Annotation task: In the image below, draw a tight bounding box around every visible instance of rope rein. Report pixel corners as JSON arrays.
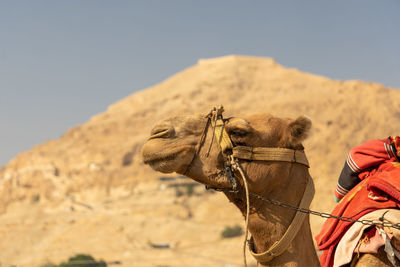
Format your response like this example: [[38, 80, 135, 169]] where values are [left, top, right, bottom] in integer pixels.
[[229, 156, 250, 267], [206, 108, 251, 266]]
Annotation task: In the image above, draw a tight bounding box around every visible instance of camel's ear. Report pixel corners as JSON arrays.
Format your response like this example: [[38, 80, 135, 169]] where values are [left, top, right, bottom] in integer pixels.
[[286, 116, 312, 146]]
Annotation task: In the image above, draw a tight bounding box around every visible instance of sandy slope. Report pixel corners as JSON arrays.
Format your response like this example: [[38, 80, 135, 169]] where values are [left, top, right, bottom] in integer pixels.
[[0, 55, 399, 266]]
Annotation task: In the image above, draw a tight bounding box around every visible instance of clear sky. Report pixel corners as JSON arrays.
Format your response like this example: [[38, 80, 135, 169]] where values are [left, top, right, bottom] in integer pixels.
[[1, 1, 399, 167]]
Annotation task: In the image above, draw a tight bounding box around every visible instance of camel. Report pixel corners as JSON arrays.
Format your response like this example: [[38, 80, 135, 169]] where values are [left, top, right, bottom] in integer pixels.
[[141, 108, 394, 267]]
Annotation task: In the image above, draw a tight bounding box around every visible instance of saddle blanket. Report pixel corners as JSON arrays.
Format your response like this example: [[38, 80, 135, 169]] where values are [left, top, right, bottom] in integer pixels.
[[316, 168, 400, 267], [334, 209, 400, 267]]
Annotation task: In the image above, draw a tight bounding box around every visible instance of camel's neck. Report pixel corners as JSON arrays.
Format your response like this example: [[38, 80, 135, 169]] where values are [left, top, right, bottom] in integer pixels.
[[225, 162, 320, 267]]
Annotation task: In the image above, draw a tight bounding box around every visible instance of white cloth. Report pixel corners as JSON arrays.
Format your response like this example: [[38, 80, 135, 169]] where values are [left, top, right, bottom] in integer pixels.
[[334, 208, 400, 267]]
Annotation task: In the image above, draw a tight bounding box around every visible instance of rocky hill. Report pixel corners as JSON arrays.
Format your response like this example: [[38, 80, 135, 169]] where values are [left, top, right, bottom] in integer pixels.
[[1, 55, 399, 266]]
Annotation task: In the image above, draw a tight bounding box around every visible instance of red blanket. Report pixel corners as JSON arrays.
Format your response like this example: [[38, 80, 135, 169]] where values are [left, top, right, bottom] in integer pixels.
[[316, 167, 400, 267]]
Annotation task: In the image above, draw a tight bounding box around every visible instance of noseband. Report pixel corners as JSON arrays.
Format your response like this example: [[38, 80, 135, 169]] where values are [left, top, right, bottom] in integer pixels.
[[183, 106, 238, 189]]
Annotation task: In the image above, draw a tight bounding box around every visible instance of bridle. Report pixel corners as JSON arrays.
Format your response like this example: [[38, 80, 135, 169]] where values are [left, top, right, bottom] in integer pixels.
[[184, 106, 315, 266]]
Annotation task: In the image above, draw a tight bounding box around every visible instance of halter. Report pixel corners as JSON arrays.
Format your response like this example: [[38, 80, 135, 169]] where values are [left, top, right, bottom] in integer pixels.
[[185, 106, 314, 266], [185, 106, 310, 186]]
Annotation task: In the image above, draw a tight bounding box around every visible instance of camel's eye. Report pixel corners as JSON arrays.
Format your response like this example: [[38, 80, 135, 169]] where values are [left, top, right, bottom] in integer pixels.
[[229, 129, 248, 138], [225, 118, 251, 143], [229, 130, 248, 147]]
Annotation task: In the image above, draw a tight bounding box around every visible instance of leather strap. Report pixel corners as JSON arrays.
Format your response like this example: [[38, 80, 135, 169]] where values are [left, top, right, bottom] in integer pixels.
[[249, 177, 315, 263], [214, 117, 233, 153], [232, 146, 309, 167]]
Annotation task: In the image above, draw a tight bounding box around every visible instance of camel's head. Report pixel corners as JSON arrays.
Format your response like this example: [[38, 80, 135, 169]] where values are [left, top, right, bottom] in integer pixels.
[[142, 111, 311, 189]]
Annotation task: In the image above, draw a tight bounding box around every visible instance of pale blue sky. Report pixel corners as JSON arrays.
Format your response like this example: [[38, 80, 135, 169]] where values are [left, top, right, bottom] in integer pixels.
[[0, 1, 399, 166]]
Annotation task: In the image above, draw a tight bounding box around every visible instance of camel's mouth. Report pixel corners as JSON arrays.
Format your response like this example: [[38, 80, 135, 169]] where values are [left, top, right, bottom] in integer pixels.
[[142, 143, 195, 173], [204, 170, 235, 189]]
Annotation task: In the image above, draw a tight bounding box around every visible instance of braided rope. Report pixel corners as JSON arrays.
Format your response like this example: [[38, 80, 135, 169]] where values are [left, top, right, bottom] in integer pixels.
[[230, 156, 250, 267]]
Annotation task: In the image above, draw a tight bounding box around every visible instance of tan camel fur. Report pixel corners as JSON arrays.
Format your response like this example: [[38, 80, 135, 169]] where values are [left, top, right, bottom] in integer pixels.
[[142, 112, 393, 267]]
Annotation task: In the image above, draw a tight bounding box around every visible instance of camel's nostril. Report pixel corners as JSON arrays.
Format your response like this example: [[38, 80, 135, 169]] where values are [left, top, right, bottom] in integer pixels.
[[149, 124, 174, 139], [151, 128, 167, 136]]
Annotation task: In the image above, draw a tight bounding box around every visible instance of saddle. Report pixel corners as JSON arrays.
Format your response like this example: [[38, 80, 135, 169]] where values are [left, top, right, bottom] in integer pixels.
[[316, 166, 400, 267]]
